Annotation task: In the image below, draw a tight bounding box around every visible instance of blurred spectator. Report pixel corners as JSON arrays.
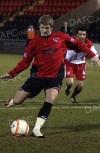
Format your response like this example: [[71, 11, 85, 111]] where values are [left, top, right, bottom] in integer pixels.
[[27, 25, 35, 45], [60, 21, 72, 35]]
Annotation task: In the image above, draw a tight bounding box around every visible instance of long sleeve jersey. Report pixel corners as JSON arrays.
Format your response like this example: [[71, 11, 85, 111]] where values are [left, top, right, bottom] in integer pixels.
[[8, 32, 95, 78]]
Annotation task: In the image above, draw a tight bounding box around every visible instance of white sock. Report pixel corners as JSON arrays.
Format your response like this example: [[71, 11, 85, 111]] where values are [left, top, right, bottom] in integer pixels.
[[33, 117, 46, 131]]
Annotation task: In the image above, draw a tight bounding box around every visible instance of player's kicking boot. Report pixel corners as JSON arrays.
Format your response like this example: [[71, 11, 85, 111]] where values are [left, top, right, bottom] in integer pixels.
[[30, 117, 45, 138], [30, 129, 44, 138], [70, 96, 77, 103], [5, 99, 15, 107]]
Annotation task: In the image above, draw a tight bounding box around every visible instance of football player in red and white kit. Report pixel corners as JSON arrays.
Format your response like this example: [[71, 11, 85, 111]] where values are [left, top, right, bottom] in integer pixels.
[[64, 27, 99, 103], [0, 16, 100, 138]]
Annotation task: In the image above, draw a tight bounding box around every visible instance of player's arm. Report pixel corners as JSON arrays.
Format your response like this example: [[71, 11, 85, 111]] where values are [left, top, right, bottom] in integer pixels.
[[64, 34, 100, 66], [64, 34, 95, 57], [90, 46, 99, 57], [76, 40, 100, 66], [86, 38, 99, 57], [90, 46, 99, 66], [0, 40, 35, 80], [86, 38, 99, 65]]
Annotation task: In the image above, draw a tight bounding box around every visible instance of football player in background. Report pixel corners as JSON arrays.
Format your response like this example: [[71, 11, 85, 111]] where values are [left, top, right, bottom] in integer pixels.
[[27, 25, 35, 45], [64, 27, 99, 103]]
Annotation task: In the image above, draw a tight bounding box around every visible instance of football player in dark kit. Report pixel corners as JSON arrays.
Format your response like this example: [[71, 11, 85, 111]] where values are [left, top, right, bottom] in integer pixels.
[[0, 15, 100, 138]]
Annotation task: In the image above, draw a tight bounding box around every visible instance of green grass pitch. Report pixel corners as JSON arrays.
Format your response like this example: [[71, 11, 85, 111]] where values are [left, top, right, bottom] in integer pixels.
[[0, 53, 100, 153]]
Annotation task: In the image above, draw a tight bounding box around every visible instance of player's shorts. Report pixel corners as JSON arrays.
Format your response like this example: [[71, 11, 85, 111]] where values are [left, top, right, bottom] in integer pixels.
[[65, 60, 86, 81], [21, 63, 64, 98]]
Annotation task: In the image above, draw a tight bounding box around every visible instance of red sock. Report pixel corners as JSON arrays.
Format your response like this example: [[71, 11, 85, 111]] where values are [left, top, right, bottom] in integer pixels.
[[71, 86, 82, 98]]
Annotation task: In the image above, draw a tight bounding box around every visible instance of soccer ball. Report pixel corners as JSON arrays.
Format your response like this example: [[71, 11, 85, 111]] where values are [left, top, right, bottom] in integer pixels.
[[11, 119, 29, 136]]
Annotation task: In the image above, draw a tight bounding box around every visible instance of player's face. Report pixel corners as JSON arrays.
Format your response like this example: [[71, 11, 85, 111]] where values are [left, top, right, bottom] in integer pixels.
[[77, 30, 87, 42], [39, 24, 52, 36]]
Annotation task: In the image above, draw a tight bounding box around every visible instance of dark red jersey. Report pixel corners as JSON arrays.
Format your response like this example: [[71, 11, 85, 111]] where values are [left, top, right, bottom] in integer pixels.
[[8, 32, 95, 78]]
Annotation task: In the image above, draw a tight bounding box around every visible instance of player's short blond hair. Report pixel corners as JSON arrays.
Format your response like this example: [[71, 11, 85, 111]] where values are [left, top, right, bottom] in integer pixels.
[[39, 15, 54, 27]]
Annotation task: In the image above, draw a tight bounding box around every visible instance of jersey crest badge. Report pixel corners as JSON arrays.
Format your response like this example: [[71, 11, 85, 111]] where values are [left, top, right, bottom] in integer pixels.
[[71, 38, 75, 43], [23, 53, 27, 58], [53, 38, 58, 42]]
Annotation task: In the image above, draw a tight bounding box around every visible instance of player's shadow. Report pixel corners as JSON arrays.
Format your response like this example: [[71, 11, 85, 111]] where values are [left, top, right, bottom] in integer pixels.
[[80, 98, 100, 103], [45, 123, 100, 136], [68, 123, 100, 132]]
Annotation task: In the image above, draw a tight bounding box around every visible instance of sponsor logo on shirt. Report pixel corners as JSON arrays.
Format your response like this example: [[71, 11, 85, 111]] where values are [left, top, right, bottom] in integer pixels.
[[42, 47, 57, 54]]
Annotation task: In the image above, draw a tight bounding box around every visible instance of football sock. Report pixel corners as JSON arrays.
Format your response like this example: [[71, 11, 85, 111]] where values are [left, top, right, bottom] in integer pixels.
[[71, 86, 82, 97], [33, 117, 45, 131], [38, 102, 53, 120], [66, 84, 72, 91], [33, 102, 53, 131]]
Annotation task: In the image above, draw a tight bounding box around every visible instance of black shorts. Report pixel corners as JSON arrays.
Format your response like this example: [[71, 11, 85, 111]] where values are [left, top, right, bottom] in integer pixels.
[[21, 63, 64, 98]]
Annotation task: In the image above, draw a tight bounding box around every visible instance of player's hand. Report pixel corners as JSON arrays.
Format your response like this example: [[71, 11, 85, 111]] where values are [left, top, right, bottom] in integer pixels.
[[96, 59, 100, 66], [0, 74, 12, 80], [91, 61, 95, 66], [91, 56, 100, 66]]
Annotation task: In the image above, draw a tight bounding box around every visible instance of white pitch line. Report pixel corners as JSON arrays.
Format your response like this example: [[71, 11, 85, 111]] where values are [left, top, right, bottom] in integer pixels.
[[0, 106, 100, 110], [0, 100, 100, 105]]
